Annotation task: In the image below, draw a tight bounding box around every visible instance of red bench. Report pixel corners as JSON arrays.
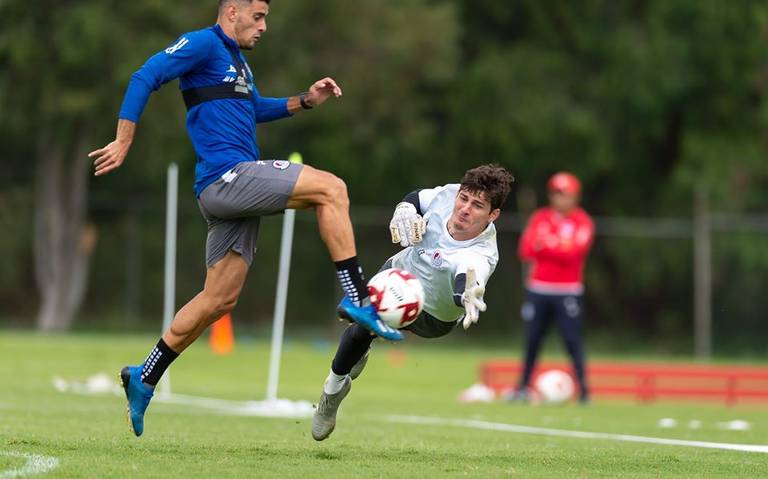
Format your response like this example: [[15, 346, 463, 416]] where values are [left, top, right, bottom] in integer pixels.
[[480, 360, 768, 405]]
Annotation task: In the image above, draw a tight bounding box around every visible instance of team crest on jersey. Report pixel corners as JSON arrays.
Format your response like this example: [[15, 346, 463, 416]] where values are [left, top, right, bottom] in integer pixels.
[[431, 250, 443, 268], [272, 160, 290, 170]]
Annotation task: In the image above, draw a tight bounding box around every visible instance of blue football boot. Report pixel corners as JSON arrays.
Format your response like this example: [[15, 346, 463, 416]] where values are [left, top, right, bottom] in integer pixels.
[[337, 296, 403, 341], [120, 365, 154, 437]]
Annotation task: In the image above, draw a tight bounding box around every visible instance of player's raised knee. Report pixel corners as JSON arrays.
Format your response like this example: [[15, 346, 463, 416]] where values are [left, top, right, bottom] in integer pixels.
[[321, 174, 349, 208]]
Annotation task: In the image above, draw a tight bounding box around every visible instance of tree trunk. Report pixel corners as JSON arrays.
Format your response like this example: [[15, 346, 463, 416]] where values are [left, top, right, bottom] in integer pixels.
[[34, 129, 94, 331]]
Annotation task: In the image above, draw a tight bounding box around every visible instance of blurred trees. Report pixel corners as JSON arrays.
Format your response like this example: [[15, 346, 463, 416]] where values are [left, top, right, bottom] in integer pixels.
[[1, 0, 766, 352], [0, 0, 197, 329], [448, 0, 768, 347]]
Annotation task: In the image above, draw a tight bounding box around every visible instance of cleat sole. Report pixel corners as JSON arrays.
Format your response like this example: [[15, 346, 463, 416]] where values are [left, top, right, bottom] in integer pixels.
[[117, 367, 136, 436], [120, 367, 139, 436]]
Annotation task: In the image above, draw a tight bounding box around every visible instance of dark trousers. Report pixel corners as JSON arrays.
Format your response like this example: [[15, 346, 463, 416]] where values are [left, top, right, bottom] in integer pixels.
[[519, 290, 588, 397]]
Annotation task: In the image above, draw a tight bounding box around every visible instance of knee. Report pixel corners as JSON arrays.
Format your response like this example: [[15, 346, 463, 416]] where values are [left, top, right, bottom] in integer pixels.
[[320, 175, 349, 208]]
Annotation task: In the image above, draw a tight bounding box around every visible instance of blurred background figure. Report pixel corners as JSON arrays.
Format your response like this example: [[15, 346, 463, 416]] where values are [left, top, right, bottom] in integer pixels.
[[511, 172, 595, 403]]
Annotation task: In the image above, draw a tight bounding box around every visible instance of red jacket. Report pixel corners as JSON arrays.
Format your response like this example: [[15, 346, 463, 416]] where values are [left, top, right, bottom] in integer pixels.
[[518, 206, 594, 294]]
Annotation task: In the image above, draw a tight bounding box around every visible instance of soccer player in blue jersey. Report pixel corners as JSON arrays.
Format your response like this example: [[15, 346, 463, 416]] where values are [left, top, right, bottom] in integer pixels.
[[89, 0, 399, 437]]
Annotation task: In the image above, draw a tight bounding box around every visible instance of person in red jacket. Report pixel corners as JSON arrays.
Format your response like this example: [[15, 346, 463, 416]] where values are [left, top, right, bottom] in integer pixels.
[[513, 172, 594, 403]]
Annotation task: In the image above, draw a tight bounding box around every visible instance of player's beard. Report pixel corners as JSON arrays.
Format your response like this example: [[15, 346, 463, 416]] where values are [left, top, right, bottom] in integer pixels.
[[450, 215, 488, 240], [452, 214, 472, 231], [447, 218, 465, 238], [234, 23, 258, 50], [236, 34, 257, 50]]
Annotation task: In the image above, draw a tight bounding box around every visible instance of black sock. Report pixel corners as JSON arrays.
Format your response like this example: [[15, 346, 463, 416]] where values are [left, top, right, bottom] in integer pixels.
[[141, 338, 179, 386], [334, 256, 369, 306], [332, 324, 375, 375]]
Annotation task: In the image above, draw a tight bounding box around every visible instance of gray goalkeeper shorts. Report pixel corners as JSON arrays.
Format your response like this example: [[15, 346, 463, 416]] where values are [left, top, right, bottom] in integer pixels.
[[197, 160, 303, 267]]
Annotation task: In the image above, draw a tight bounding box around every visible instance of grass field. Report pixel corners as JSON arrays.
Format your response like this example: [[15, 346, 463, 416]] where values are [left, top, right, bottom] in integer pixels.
[[2, 331, 767, 478]]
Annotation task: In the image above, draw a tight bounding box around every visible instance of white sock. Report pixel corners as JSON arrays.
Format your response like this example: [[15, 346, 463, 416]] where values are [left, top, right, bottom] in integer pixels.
[[324, 370, 348, 395]]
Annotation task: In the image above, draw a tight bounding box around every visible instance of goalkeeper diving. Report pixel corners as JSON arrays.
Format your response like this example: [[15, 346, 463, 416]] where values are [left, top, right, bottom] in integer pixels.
[[313, 164, 515, 441]]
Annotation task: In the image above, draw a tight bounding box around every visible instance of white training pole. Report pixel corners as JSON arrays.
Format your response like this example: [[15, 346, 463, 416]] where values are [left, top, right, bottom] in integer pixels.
[[265, 153, 303, 401], [266, 208, 295, 401], [157, 162, 179, 398]]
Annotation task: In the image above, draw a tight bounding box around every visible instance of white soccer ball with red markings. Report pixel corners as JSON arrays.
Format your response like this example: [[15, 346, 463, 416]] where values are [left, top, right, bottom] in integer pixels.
[[534, 369, 575, 404], [367, 268, 425, 329]]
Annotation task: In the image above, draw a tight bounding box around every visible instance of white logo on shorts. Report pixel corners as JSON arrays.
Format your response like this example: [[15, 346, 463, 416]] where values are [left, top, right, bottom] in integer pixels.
[[221, 170, 238, 183], [272, 160, 290, 170]]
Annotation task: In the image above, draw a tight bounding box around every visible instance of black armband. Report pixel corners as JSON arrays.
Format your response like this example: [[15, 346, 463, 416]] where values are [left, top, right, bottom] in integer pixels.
[[401, 189, 423, 215], [453, 273, 467, 307]]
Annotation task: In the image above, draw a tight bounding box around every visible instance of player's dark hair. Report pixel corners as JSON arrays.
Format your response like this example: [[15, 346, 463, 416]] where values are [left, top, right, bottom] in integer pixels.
[[460, 164, 515, 211]]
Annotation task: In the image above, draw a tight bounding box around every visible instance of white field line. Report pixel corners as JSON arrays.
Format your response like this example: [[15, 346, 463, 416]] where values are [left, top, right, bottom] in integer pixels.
[[153, 393, 314, 418], [53, 378, 314, 419], [55, 380, 766, 453], [0, 452, 59, 479], [386, 415, 768, 454]]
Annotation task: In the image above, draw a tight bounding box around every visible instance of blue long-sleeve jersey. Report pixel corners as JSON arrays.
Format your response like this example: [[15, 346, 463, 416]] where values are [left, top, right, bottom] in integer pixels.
[[119, 24, 292, 196]]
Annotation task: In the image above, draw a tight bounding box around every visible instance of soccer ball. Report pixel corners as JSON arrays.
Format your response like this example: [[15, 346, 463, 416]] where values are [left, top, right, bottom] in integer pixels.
[[367, 268, 425, 329], [534, 369, 575, 404]]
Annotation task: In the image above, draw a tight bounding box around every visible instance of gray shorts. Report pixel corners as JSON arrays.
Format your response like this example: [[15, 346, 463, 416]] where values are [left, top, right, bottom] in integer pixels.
[[197, 160, 303, 267]]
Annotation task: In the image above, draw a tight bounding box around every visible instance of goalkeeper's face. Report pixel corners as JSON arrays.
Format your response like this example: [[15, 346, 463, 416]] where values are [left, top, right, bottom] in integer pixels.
[[448, 188, 501, 240]]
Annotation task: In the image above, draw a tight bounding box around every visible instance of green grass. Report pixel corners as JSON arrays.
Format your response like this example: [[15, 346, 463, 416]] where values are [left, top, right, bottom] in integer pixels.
[[1, 331, 767, 478]]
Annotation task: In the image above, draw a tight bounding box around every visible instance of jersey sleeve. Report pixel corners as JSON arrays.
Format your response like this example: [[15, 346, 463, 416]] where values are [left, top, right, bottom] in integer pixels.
[[119, 32, 213, 122], [454, 251, 495, 287], [400, 190, 423, 214], [452, 247, 497, 306], [253, 94, 291, 123], [518, 210, 542, 262], [418, 184, 456, 213]]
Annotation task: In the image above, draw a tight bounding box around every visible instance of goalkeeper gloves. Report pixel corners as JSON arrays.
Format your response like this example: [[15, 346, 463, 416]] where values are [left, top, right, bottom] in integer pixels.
[[461, 267, 487, 330], [389, 202, 426, 247]]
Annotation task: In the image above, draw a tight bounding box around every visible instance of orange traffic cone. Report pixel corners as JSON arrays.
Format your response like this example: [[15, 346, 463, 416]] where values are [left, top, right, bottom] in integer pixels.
[[210, 313, 235, 355]]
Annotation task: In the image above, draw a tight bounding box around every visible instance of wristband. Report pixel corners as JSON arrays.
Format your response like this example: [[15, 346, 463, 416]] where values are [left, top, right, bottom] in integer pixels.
[[299, 93, 313, 110]]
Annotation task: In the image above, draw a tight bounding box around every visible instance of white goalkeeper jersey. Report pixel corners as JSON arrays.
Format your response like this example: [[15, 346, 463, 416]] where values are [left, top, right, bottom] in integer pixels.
[[388, 184, 499, 322]]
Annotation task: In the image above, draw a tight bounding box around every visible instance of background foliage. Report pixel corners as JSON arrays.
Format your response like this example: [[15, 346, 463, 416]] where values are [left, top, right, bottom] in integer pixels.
[[1, 1, 766, 353]]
